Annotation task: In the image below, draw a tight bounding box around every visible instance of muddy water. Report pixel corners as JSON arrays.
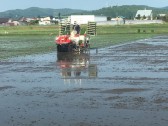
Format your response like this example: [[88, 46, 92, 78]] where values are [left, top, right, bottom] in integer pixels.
[[1, 36, 168, 126]]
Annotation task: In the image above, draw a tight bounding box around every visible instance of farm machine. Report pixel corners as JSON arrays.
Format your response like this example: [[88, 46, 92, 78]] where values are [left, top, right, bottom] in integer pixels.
[[55, 21, 96, 52]]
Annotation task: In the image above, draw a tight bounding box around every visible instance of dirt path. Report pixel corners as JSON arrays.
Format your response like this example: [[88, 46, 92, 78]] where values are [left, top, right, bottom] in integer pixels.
[[1, 36, 168, 126]]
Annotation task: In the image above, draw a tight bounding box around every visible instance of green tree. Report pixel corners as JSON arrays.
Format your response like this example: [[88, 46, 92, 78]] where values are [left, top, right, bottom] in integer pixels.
[[29, 20, 39, 25], [162, 15, 168, 22], [143, 15, 146, 20], [107, 16, 111, 21], [58, 12, 61, 19], [136, 14, 141, 20]]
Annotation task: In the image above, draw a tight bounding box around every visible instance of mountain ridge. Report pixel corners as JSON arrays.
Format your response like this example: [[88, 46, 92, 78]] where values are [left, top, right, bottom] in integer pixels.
[[0, 7, 86, 18], [0, 5, 167, 19]]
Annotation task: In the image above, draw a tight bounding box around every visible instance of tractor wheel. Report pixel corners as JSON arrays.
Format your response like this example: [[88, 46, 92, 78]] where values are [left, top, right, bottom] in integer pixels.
[[68, 44, 73, 52], [57, 45, 61, 52]]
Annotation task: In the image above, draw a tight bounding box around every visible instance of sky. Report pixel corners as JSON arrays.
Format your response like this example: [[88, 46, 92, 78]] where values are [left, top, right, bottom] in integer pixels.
[[0, 0, 168, 12]]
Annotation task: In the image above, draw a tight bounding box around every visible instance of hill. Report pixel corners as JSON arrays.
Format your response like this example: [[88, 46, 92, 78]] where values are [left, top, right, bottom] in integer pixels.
[[0, 5, 167, 19], [162, 6, 168, 9], [90, 5, 168, 19], [0, 7, 86, 18]]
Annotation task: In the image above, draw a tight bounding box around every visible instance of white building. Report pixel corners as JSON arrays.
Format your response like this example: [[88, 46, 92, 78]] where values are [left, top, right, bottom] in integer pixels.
[[135, 9, 153, 20], [158, 14, 166, 17], [39, 17, 51, 25], [68, 15, 107, 24]]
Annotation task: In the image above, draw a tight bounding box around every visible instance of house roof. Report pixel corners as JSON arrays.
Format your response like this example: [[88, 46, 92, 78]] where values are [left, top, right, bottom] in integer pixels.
[[0, 18, 10, 24], [135, 10, 152, 17]]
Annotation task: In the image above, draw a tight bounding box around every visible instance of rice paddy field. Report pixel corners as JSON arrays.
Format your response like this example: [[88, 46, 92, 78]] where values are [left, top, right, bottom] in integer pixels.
[[0, 23, 168, 59], [1, 23, 168, 126]]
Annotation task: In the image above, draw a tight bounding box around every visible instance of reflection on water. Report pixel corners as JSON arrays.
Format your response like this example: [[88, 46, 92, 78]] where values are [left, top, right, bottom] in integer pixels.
[[56, 52, 97, 84]]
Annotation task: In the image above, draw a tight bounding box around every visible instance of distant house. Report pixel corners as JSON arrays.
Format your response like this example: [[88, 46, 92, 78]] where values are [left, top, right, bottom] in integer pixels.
[[39, 17, 51, 25], [135, 9, 153, 20], [10, 21, 20, 26], [0, 18, 10, 25], [68, 15, 107, 24], [19, 17, 32, 22], [157, 14, 167, 18], [19, 17, 39, 25], [111, 16, 126, 24], [0, 18, 20, 26]]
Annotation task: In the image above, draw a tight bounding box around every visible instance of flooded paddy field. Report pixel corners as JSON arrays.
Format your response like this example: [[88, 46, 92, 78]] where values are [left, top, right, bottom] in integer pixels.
[[1, 36, 168, 126]]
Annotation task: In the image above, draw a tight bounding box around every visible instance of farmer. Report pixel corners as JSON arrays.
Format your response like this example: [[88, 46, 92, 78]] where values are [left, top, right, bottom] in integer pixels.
[[73, 21, 77, 30], [75, 24, 80, 34], [73, 21, 80, 34]]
